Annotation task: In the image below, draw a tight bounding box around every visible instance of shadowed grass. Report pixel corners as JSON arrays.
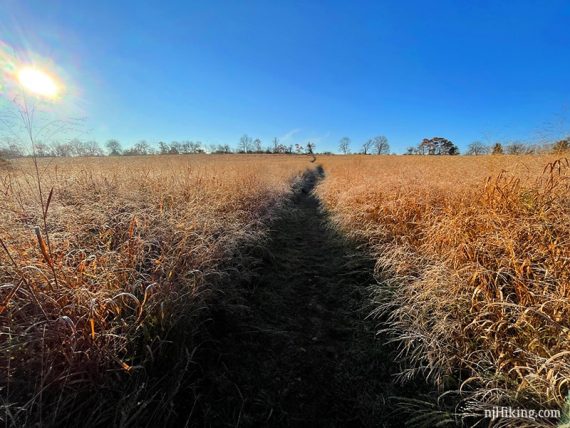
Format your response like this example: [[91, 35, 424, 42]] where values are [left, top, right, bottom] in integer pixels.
[[316, 155, 569, 426], [0, 154, 308, 427]]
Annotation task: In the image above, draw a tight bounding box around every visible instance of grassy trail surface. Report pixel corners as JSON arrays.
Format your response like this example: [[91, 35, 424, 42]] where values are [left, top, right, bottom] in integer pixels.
[[188, 168, 401, 427]]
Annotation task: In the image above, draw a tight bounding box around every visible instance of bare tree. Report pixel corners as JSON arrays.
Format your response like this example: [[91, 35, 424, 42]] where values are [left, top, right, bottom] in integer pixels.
[[253, 138, 262, 153], [0, 139, 25, 158], [34, 142, 52, 157], [51, 141, 73, 157], [339, 137, 351, 154], [158, 141, 169, 154], [169, 141, 181, 154], [505, 142, 527, 155], [372, 135, 389, 154], [84, 140, 104, 156], [193, 141, 203, 153], [125, 140, 151, 155], [466, 141, 490, 155], [361, 139, 373, 154], [238, 134, 253, 153], [106, 139, 122, 156]]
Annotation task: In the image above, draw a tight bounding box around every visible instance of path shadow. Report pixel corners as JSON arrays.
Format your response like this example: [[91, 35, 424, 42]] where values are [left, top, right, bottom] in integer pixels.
[[183, 167, 407, 427]]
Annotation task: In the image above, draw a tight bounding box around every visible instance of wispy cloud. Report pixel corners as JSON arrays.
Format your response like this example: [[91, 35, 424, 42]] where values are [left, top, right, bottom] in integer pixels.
[[306, 131, 331, 146], [279, 128, 301, 143]]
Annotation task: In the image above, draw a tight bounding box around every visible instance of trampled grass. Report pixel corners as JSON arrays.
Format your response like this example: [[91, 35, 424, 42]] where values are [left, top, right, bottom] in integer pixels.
[[2, 152, 569, 426], [316, 154, 570, 422], [0, 154, 308, 425]]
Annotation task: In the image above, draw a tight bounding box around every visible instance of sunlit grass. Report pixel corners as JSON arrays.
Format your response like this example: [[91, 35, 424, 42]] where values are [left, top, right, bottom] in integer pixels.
[[0, 154, 308, 425], [316, 154, 570, 421]]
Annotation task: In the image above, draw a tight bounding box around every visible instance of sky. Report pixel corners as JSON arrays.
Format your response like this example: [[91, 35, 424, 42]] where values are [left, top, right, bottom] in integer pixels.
[[1, 0, 570, 153]]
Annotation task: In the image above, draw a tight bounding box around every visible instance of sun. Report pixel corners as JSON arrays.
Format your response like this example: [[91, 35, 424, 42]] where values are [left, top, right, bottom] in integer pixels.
[[17, 67, 59, 98]]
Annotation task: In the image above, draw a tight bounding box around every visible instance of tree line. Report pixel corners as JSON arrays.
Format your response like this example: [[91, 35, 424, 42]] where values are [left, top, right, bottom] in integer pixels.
[[338, 135, 569, 156], [461, 138, 570, 155], [337, 136, 390, 154], [2, 134, 568, 159], [0, 135, 322, 158]]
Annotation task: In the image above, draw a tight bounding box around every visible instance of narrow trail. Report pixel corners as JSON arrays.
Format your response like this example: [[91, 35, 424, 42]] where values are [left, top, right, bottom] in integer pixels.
[[192, 168, 400, 427]]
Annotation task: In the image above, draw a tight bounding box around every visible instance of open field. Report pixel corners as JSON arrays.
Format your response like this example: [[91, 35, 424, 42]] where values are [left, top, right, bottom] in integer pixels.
[[2, 2, 570, 426], [316, 155, 570, 425], [0, 155, 308, 426], [1, 153, 569, 427]]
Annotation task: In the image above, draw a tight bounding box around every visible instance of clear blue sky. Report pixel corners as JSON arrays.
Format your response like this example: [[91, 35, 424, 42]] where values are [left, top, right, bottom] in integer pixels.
[[1, 0, 570, 153]]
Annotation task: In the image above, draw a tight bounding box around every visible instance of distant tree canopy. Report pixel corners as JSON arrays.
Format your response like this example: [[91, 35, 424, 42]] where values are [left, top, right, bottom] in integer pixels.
[[0, 139, 25, 158], [339, 137, 351, 154], [492, 143, 504, 155], [361, 139, 373, 155], [505, 142, 527, 155], [106, 139, 122, 156], [416, 137, 459, 155], [466, 141, 489, 155], [372, 135, 390, 154], [358, 135, 389, 154]]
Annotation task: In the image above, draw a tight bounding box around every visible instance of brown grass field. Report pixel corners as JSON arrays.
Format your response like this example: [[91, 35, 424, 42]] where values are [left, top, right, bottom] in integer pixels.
[[1, 153, 569, 426], [316, 154, 570, 424], [0, 155, 309, 426]]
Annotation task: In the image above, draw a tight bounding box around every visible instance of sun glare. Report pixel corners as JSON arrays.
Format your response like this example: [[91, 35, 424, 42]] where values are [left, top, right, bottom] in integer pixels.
[[17, 67, 59, 97]]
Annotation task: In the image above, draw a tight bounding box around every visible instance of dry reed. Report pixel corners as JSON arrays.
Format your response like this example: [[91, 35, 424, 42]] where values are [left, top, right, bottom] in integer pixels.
[[0, 154, 307, 425], [316, 155, 570, 424]]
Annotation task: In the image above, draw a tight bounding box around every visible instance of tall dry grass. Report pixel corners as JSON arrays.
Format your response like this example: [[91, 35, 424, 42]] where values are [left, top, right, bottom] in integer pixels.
[[0, 154, 307, 426], [316, 155, 570, 424]]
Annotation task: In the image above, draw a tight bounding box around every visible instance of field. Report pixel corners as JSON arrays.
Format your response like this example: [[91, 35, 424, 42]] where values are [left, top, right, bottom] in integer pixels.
[[0, 155, 309, 426], [316, 155, 570, 425], [0, 153, 569, 427]]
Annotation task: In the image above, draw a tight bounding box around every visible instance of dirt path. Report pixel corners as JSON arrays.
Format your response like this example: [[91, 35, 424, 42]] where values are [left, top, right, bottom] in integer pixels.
[[190, 168, 399, 427]]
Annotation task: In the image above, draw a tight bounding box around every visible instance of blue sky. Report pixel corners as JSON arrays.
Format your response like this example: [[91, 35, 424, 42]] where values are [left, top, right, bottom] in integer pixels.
[[1, 0, 570, 153]]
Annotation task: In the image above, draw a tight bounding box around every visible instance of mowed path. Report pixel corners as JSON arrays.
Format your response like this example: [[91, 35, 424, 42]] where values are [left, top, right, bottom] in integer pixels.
[[192, 169, 397, 427]]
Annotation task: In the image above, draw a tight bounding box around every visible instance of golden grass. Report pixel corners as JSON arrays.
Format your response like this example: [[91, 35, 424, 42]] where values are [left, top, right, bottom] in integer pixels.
[[316, 155, 570, 415], [0, 154, 308, 424]]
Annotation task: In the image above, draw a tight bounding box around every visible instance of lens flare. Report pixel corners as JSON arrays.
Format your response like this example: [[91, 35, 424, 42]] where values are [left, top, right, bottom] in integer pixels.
[[17, 67, 59, 97]]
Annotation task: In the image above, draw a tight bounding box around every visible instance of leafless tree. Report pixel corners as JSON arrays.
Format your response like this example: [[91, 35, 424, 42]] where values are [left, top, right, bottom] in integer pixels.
[[238, 134, 253, 153], [372, 135, 389, 154], [34, 142, 52, 157], [339, 137, 351, 154], [0, 138, 25, 158], [505, 142, 527, 155], [169, 141, 181, 154], [158, 141, 169, 154], [466, 141, 490, 155], [252, 138, 262, 153], [361, 139, 373, 154], [84, 140, 103, 156], [124, 140, 151, 156], [51, 141, 73, 157], [180, 140, 202, 154], [106, 139, 122, 156]]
